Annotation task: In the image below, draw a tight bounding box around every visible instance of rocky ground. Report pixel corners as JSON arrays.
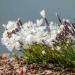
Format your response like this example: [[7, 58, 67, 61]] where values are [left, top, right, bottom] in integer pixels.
[[0, 57, 75, 75]]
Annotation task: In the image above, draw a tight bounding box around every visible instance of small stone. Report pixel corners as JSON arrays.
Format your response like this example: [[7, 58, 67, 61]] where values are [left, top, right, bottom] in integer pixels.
[[48, 63, 54, 69], [31, 69, 37, 74], [45, 70, 52, 75]]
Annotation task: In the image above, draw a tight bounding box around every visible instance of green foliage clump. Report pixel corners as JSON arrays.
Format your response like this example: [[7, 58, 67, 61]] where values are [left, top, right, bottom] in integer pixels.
[[12, 53, 18, 59], [20, 41, 75, 68]]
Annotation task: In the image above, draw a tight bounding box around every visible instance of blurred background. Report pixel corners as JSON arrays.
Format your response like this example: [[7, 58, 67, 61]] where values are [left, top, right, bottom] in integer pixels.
[[0, 0, 75, 53]]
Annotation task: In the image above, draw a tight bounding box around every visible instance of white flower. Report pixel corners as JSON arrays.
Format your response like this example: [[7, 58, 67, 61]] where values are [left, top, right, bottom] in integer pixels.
[[66, 19, 69, 23], [63, 18, 70, 23], [40, 10, 46, 18], [15, 42, 21, 50], [2, 10, 65, 51], [60, 25, 64, 30], [57, 30, 61, 34], [2, 18, 58, 51], [25, 34, 34, 45], [51, 47, 54, 50], [56, 46, 61, 51], [42, 50, 46, 55], [36, 19, 43, 26], [62, 18, 66, 22], [66, 40, 70, 44]]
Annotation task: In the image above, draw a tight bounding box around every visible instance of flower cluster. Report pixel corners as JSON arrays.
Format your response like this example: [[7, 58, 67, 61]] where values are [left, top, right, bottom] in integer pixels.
[[1, 10, 75, 51]]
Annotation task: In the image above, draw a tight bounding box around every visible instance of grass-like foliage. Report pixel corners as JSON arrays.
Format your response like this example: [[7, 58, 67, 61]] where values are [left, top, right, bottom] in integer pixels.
[[21, 42, 75, 68]]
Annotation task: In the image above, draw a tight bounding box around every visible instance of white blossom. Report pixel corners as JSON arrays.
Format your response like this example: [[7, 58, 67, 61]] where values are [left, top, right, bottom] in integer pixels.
[[42, 50, 46, 55], [1, 18, 58, 51], [56, 46, 61, 51], [40, 10, 46, 18], [59, 25, 64, 30], [2, 10, 73, 52]]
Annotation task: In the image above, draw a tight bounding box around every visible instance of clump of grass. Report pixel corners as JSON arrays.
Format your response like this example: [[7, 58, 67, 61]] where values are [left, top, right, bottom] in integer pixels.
[[20, 41, 75, 68]]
